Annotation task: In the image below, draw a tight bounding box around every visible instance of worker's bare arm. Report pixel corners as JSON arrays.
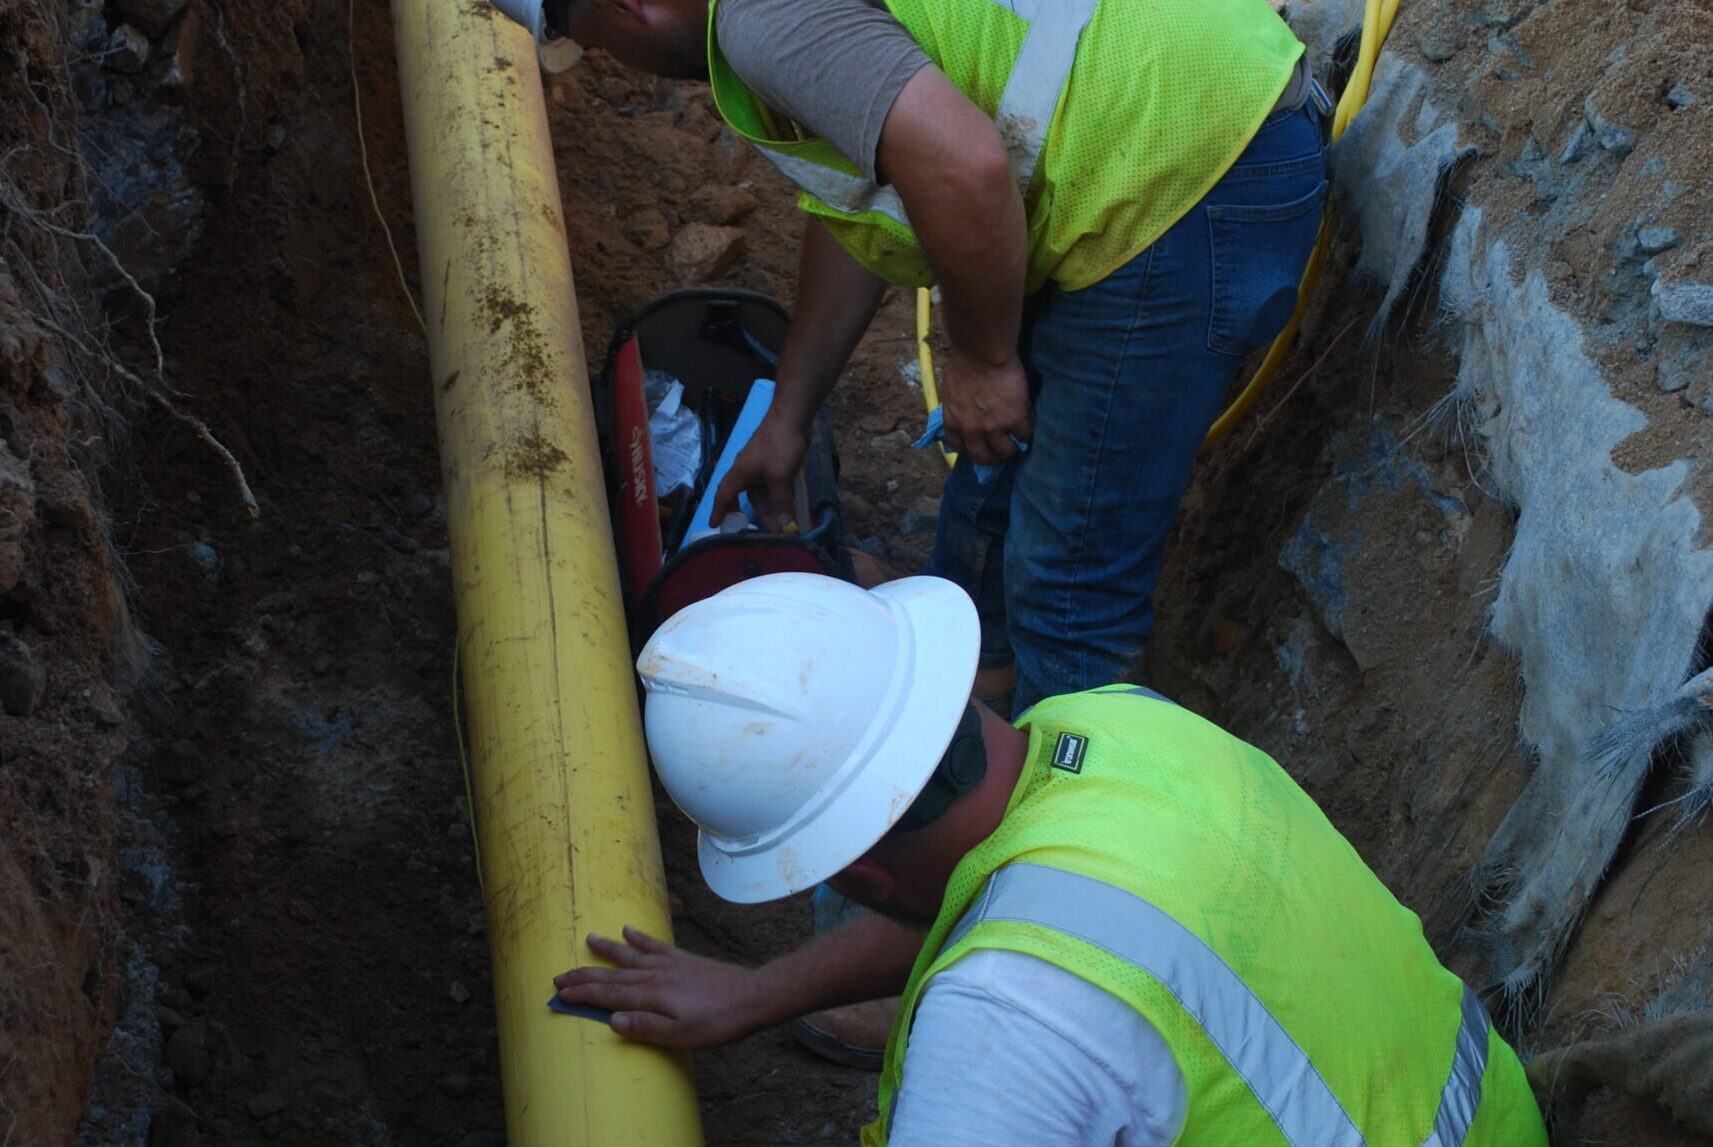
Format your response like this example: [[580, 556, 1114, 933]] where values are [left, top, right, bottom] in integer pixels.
[[712, 219, 886, 529], [879, 66, 1030, 466], [553, 912, 922, 1051]]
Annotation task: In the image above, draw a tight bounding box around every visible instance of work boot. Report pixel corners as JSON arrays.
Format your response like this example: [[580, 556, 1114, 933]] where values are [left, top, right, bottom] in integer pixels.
[[791, 998, 897, 1070]]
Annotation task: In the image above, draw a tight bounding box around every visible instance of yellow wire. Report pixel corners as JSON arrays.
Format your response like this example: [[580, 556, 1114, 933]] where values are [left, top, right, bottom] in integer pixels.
[[365, 0, 466, 881], [916, 287, 955, 468], [350, 0, 426, 335], [915, 0, 1398, 452], [369, 0, 463, 883], [1205, 0, 1392, 449]]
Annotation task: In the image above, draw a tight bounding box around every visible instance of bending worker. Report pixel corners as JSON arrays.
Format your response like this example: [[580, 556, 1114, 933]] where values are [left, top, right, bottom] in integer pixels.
[[554, 573, 1549, 1146], [533, 0, 1330, 714]]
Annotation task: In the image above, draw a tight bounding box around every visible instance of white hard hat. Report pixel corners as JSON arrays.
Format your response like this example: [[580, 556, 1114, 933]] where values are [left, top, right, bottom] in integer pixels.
[[638, 573, 979, 903], [489, 0, 585, 72]]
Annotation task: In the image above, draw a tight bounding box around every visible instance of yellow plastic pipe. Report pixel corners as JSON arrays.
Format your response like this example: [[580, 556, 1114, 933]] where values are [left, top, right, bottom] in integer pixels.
[[391, 2, 704, 1143]]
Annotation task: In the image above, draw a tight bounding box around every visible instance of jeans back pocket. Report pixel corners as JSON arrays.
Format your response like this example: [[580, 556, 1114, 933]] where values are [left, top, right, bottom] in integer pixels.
[[1205, 179, 1328, 357]]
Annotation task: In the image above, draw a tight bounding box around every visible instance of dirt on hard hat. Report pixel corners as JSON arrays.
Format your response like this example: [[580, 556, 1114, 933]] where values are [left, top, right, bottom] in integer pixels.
[[1, 0, 1710, 1144]]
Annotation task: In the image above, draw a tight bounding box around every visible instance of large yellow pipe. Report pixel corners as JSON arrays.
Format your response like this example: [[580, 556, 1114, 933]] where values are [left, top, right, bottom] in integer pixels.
[[392, 3, 704, 1143]]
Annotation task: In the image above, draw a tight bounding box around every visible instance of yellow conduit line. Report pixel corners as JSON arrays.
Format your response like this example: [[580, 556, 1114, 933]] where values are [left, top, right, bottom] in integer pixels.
[[916, 0, 1400, 452], [1197, 213, 1331, 446], [1203, 0, 1397, 448], [350, 0, 424, 336], [391, 2, 703, 1143], [915, 287, 954, 468]]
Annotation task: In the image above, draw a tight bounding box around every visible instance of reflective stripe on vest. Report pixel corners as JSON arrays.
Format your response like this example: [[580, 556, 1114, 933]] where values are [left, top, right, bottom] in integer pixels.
[[991, 0, 1097, 193], [1423, 989, 1491, 1147], [942, 862, 1492, 1147], [750, 0, 1099, 214], [760, 151, 909, 228], [1112, 684, 1176, 706], [1015, 683, 1176, 726]]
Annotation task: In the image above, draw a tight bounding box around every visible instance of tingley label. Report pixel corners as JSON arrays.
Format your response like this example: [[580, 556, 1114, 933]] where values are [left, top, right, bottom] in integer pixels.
[[1051, 732, 1087, 774]]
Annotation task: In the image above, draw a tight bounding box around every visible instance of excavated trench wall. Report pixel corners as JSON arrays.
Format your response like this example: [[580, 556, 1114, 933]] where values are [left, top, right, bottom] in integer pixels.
[[0, 0, 158, 1142], [1159, 0, 1713, 1133]]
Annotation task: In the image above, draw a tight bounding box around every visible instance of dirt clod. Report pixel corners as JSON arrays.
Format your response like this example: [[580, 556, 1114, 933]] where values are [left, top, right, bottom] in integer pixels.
[[154, 739, 206, 786], [110, 0, 185, 37], [898, 495, 940, 537], [166, 1018, 216, 1088], [668, 222, 748, 281], [0, 631, 46, 716], [690, 183, 762, 226], [244, 1093, 286, 1120]]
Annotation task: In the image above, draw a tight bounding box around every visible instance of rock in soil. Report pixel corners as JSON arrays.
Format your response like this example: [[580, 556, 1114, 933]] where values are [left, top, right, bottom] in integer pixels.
[[1638, 226, 1682, 254], [148, 1106, 201, 1147], [667, 222, 747, 281], [0, 631, 46, 717], [1653, 279, 1713, 327], [154, 739, 206, 786], [166, 1017, 215, 1087], [689, 183, 761, 225], [245, 1092, 286, 1120], [112, 0, 188, 36], [898, 496, 941, 537]]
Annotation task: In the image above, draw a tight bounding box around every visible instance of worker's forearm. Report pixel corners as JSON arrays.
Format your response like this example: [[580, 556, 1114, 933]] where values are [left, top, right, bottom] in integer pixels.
[[709, 221, 883, 527], [555, 915, 923, 1052], [749, 911, 925, 1026], [896, 165, 1025, 372], [882, 69, 1027, 370], [770, 217, 888, 430]]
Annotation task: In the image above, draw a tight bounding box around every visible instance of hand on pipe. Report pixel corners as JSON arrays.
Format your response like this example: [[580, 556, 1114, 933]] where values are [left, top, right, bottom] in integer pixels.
[[937, 350, 1032, 466], [711, 414, 809, 532], [554, 927, 771, 1050]]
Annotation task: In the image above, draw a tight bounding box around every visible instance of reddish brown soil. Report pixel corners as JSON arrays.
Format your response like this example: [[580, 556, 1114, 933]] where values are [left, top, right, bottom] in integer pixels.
[[0, 0, 141, 1140]]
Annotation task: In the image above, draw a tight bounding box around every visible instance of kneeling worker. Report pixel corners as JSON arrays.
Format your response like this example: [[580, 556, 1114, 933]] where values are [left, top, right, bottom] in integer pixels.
[[555, 573, 1548, 1146]]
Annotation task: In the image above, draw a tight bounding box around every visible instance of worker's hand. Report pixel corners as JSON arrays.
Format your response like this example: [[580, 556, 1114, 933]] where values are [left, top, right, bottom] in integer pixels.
[[554, 927, 773, 1051], [711, 414, 808, 531], [937, 350, 1032, 466]]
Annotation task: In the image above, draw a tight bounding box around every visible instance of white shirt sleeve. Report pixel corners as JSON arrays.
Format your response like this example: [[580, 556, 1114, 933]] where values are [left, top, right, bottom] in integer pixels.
[[887, 948, 1186, 1147]]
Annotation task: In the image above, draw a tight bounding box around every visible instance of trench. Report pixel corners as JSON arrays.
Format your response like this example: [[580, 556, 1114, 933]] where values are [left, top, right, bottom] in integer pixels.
[[3, 0, 1711, 1143]]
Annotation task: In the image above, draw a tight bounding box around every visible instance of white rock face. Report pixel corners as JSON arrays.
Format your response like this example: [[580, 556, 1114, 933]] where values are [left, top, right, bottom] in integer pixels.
[[1442, 219, 1713, 1001], [1297, 43, 1713, 1014]]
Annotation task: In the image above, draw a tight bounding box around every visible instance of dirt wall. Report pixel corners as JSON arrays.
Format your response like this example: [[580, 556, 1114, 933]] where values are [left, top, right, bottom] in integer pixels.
[[0, 0, 154, 1140]]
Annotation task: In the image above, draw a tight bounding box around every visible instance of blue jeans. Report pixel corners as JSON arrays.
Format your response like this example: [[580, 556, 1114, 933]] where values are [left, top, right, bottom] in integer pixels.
[[928, 100, 1330, 713]]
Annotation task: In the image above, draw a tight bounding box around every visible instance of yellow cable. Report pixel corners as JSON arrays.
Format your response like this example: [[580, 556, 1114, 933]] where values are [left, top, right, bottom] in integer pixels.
[[1201, 215, 1332, 445], [1205, 0, 1392, 449], [916, 287, 955, 467], [350, 0, 426, 336]]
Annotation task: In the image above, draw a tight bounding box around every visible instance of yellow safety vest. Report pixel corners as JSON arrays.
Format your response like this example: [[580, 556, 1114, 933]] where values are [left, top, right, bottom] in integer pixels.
[[707, 0, 1303, 292], [865, 686, 1548, 1147]]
